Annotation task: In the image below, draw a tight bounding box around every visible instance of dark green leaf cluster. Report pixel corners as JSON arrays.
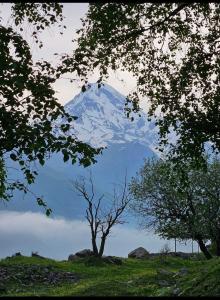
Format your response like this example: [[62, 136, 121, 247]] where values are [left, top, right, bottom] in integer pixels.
[[11, 3, 65, 46], [0, 3, 101, 213], [61, 3, 220, 164]]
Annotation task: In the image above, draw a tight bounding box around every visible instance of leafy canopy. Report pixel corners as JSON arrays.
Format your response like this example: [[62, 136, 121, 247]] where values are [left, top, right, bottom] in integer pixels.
[[60, 3, 220, 164], [129, 156, 220, 255], [0, 3, 101, 213]]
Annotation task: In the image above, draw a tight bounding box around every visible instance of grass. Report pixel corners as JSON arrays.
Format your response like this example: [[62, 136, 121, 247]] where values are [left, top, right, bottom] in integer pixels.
[[0, 254, 220, 296], [175, 257, 220, 297]]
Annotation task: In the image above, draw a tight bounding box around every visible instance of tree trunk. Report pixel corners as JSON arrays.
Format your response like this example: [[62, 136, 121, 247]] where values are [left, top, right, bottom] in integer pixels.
[[92, 238, 99, 256], [215, 230, 220, 256], [98, 236, 106, 257], [91, 230, 99, 256], [196, 236, 212, 260], [215, 241, 220, 256]]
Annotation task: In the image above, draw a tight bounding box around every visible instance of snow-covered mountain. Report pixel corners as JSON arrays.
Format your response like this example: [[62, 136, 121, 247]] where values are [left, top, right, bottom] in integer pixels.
[[2, 83, 159, 219], [61, 83, 158, 154]]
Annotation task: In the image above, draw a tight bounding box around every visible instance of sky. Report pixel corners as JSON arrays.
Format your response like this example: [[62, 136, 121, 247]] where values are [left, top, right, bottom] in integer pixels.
[[0, 3, 195, 258], [0, 3, 138, 106]]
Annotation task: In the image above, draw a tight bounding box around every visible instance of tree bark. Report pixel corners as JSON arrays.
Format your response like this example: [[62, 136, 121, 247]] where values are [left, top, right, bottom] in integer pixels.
[[196, 235, 212, 260], [215, 229, 220, 256], [215, 241, 220, 256], [91, 231, 99, 256], [98, 236, 106, 257]]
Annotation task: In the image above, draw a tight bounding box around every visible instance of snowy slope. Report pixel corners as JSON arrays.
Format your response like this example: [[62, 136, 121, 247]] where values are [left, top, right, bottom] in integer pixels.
[[59, 83, 159, 154]]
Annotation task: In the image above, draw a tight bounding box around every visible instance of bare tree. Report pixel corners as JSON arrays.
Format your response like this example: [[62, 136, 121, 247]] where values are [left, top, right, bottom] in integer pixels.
[[73, 172, 130, 257]]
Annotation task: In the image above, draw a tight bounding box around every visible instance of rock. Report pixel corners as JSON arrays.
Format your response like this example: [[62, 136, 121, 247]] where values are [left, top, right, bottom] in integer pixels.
[[75, 249, 94, 258], [68, 249, 95, 261], [172, 287, 181, 295], [148, 251, 193, 259], [157, 268, 174, 277], [31, 252, 46, 259], [68, 254, 81, 262], [158, 280, 170, 287], [167, 252, 192, 259], [127, 280, 133, 284], [148, 253, 160, 258], [0, 264, 80, 289], [128, 247, 150, 259], [177, 267, 188, 276], [156, 268, 176, 287], [12, 252, 22, 257], [102, 256, 123, 265]]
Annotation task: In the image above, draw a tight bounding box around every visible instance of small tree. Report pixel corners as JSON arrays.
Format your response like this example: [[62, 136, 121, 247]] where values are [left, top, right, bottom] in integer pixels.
[[160, 243, 171, 255], [193, 157, 220, 256], [73, 172, 130, 257]]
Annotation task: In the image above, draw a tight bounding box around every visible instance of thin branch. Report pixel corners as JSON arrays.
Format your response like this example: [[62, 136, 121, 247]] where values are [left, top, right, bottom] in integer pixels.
[[89, 171, 95, 201], [112, 3, 190, 43]]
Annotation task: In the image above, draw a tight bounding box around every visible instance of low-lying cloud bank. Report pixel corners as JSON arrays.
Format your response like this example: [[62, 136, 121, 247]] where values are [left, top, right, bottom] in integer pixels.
[[0, 211, 194, 260]]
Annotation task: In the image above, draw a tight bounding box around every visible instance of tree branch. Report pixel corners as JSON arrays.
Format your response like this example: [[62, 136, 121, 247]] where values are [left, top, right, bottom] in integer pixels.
[[114, 3, 190, 43]]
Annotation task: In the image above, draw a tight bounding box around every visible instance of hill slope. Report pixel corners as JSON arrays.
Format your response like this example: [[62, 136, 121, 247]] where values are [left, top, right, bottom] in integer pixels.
[[0, 255, 219, 296]]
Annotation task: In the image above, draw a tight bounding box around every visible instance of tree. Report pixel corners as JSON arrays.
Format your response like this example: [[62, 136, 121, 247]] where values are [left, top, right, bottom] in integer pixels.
[[193, 157, 220, 256], [73, 172, 130, 257], [128, 157, 220, 259], [60, 3, 220, 166], [0, 3, 101, 213]]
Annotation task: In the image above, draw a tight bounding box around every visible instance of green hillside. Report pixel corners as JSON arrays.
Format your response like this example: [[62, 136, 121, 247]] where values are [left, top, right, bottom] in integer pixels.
[[0, 254, 220, 296]]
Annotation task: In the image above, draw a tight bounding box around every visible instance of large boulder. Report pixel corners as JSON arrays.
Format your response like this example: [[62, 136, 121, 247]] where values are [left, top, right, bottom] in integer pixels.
[[128, 247, 150, 259], [75, 249, 94, 257], [68, 249, 94, 261], [68, 254, 81, 262]]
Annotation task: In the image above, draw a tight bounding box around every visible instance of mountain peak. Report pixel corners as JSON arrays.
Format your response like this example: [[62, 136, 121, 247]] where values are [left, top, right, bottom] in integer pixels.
[[61, 83, 158, 152], [65, 82, 127, 112]]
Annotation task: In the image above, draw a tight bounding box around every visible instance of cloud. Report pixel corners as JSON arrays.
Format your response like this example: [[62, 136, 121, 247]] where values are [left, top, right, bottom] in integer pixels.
[[0, 211, 195, 260]]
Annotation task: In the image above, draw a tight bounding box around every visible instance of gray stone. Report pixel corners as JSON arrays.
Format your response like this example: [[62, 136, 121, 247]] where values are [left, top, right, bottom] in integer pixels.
[[167, 252, 192, 259], [172, 287, 181, 295], [149, 253, 160, 258], [158, 280, 170, 287], [177, 267, 188, 276], [68, 254, 81, 261], [75, 249, 94, 257], [31, 252, 46, 259], [102, 256, 123, 265], [157, 268, 174, 277], [128, 247, 150, 259], [12, 252, 22, 257], [0, 264, 80, 289]]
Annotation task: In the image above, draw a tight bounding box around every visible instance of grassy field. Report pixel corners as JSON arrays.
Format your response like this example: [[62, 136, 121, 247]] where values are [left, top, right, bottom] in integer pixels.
[[0, 254, 220, 297]]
